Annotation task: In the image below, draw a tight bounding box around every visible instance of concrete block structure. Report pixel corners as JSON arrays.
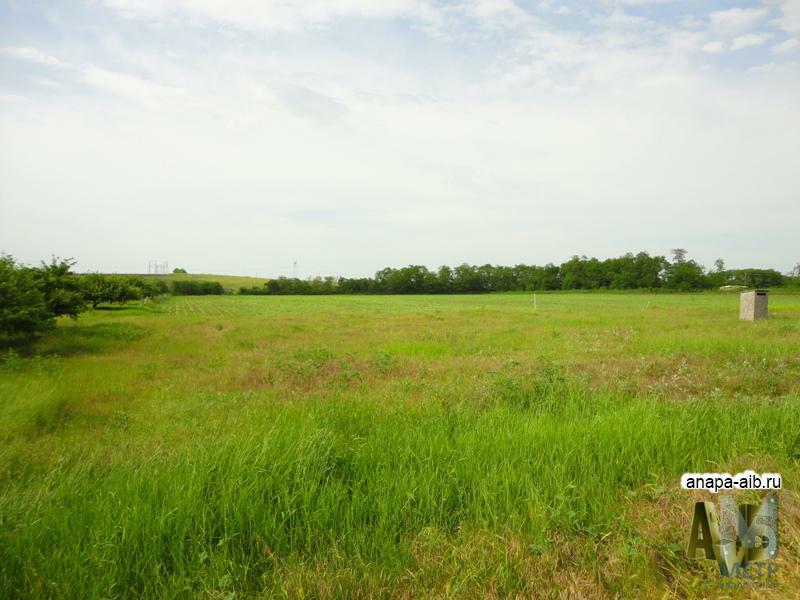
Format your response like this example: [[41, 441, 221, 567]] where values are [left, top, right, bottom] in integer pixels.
[[740, 290, 768, 321]]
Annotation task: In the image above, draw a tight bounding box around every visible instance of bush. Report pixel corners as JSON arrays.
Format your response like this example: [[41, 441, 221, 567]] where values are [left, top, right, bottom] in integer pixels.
[[171, 280, 225, 296], [30, 258, 86, 319], [0, 256, 86, 339], [0, 256, 54, 338], [81, 275, 167, 307]]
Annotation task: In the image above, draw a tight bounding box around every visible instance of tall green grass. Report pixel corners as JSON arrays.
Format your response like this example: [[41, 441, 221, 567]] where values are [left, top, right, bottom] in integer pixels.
[[2, 379, 799, 597], [2, 293, 799, 597]]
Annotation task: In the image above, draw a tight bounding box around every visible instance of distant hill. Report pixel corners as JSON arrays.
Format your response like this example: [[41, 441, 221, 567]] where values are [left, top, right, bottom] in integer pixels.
[[141, 273, 268, 291]]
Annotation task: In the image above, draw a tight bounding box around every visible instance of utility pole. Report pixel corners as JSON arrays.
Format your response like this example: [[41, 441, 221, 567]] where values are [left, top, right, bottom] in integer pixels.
[[292, 259, 298, 278]]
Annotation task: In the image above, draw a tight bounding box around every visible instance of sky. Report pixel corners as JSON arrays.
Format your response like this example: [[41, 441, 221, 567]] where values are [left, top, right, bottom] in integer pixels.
[[1, 0, 798, 278]]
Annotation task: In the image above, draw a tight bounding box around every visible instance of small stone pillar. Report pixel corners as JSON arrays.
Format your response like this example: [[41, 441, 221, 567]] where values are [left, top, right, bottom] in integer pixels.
[[740, 290, 768, 320]]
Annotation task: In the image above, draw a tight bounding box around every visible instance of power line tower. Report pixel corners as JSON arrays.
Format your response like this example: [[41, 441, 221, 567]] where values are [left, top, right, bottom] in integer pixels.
[[292, 259, 298, 279], [147, 260, 169, 275]]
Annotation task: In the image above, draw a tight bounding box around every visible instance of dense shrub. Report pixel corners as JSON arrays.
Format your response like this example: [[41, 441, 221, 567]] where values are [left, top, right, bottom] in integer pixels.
[[29, 258, 87, 319], [0, 256, 54, 337], [0, 256, 86, 339], [1, 257, 175, 340], [171, 280, 225, 295], [81, 274, 167, 307]]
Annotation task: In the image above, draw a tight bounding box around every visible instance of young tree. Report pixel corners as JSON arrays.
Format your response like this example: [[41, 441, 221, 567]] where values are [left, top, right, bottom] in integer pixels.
[[29, 257, 86, 320], [0, 256, 54, 337], [671, 248, 688, 264], [81, 273, 115, 308], [706, 258, 727, 288], [110, 278, 144, 304]]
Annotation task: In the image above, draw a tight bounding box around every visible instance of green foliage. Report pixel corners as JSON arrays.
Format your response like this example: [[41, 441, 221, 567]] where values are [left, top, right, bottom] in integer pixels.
[[724, 268, 783, 288], [29, 257, 86, 320], [663, 259, 709, 291], [172, 267, 188, 274], [171, 280, 225, 295], [0, 256, 53, 338], [81, 274, 166, 308], [242, 276, 338, 295], [80, 273, 112, 308], [1, 256, 173, 341], [0, 256, 86, 340], [244, 250, 789, 295], [671, 248, 688, 263]]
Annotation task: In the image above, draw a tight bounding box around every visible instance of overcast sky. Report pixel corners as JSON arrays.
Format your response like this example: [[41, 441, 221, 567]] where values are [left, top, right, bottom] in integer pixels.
[[1, 1, 798, 277]]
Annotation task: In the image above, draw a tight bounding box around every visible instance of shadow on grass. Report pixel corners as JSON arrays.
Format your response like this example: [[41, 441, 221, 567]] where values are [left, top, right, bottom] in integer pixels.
[[0, 337, 38, 357], [39, 322, 149, 357]]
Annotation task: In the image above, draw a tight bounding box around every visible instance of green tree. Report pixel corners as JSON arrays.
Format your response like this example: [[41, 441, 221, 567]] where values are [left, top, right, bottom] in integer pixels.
[[665, 260, 708, 291], [110, 277, 144, 304], [452, 264, 485, 292], [30, 257, 86, 320], [81, 273, 116, 308], [171, 280, 225, 295], [561, 256, 598, 289], [436, 266, 454, 292], [0, 256, 54, 337], [671, 248, 688, 264]]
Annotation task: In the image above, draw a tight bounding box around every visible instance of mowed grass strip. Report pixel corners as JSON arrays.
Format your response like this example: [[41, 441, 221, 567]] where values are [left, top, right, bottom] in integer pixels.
[[1, 293, 799, 597]]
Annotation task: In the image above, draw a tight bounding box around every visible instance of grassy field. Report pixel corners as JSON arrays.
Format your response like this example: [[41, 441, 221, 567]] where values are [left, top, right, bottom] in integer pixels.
[[1, 292, 799, 598]]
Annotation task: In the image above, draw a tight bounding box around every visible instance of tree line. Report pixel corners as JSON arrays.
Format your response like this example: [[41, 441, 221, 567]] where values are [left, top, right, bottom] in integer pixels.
[[242, 251, 797, 295], [3, 251, 797, 339], [1, 256, 224, 340]]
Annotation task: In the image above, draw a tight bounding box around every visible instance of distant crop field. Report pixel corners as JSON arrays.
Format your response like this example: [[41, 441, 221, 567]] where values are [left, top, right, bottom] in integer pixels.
[[143, 272, 269, 291], [2, 293, 799, 597]]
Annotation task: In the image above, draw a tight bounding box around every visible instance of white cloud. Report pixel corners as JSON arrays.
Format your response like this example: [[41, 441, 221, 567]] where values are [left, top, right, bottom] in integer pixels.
[[3, 0, 800, 274], [538, 1, 570, 14], [83, 65, 183, 106], [772, 0, 800, 34], [0, 93, 30, 103], [709, 7, 769, 34], [101, 0, 549, 40], [731, 32, 773, 50], [103, 0, 434, 31], [32, 78, 64, 89], [680, 15, 703, 29], [772, 37, 800, 52], [1, 46, 69, 68], [603, 0, 682, 4], [467, 0, 530, 22], [702, 41, 725, 54]]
